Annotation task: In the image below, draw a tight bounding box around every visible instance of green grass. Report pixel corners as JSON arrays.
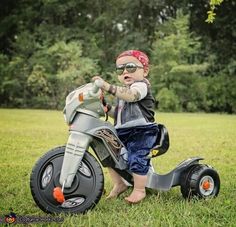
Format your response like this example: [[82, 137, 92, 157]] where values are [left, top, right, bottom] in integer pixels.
[[0, 109, 235, 226]]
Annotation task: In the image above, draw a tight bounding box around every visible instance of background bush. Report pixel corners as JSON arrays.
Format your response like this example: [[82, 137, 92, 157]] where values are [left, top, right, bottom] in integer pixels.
[[0, 0, 235, 112]]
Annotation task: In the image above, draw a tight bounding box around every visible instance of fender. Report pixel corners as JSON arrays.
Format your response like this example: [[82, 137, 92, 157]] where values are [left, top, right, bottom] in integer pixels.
[[147, 157, 203, 191]]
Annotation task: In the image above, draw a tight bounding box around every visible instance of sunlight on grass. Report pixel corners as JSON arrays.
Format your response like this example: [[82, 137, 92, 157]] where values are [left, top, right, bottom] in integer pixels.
[[0, 109, 235, 226]]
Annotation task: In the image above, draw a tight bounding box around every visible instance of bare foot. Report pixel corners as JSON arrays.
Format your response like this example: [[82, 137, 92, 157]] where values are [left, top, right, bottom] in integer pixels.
[[124, 188, 146, 204], [106, 183, 128, 199]]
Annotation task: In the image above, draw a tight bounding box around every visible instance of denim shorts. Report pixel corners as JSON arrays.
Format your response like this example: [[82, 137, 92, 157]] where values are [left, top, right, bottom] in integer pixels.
[[116, 124, 159, 175]]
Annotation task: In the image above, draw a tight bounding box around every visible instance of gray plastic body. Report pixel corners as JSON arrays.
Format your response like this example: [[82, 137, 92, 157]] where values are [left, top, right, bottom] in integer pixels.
[[60, 82, 203, 190]]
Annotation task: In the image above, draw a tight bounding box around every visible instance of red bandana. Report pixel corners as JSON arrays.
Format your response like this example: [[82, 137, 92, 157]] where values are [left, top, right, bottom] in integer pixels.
[[116, 50, 149, 70]]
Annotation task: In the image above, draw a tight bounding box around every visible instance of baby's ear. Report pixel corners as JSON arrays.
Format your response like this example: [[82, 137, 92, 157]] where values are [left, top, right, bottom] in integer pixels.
[[144, 68, 149, 77]]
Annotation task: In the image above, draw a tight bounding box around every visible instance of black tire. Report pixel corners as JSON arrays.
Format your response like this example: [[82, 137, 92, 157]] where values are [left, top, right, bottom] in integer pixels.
[[180, 164, 199, 198], [30, 146, 104, 214], [180, 164, 220, 199]]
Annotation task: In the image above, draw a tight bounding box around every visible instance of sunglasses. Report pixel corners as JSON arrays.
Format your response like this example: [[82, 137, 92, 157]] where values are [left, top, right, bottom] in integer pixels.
[[116, 62, 143, 75]]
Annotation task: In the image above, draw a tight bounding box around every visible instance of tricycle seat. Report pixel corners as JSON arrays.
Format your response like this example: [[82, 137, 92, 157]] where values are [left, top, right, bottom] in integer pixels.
[[150, 124, 170, 158]]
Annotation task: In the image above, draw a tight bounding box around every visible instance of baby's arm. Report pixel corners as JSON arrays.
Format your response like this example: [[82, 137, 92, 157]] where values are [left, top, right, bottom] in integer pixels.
[[93, 76, 141, 102], [111, 86, 140, 102]]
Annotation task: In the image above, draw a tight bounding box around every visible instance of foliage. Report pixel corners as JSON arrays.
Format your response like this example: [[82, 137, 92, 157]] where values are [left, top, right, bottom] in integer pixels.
[[189, 0, 236, 68], [150, 12, 209, 112], [206, 0, 224, 23], [206, 73, 236, 113], [156, 88, 181, 112], [1, 37, 99, 108], [0, 0, 235, 113]]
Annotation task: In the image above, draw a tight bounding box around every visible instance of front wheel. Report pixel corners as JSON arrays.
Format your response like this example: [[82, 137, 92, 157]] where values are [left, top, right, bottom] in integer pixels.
[[30, 146, 104, 214], [180, 164, 220, 199]]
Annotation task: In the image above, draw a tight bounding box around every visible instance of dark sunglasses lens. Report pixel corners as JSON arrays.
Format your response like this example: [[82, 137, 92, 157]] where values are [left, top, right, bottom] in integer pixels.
[[116, 66, 125, 75], [125, 63, 137, 73]]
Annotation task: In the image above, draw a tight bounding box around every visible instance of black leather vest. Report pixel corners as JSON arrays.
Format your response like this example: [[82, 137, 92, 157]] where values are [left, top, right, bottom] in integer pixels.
[[114, 82, 155, 127]]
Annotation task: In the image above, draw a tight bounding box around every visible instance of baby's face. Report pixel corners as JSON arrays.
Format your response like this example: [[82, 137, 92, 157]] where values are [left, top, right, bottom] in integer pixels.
[[116, 56, 148, 86]]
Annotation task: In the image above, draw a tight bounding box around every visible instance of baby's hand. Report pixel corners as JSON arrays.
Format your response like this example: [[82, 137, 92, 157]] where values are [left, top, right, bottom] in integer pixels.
[[92, 76, 105, 89], [92, 76, 110, 91], [92, 75, 104, 83]]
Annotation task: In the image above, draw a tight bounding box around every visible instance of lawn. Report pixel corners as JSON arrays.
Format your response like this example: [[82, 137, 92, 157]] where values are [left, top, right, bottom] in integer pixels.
[[0, 109, 235, 226]]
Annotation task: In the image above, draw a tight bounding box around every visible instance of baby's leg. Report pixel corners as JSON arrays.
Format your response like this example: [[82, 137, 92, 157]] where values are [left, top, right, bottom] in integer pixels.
[[125, 173, 147, 203], [106, 167, 128, 199]]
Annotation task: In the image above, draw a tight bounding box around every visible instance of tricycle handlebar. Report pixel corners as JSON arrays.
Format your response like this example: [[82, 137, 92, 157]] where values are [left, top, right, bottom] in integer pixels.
[[90, 79, 104, 96]]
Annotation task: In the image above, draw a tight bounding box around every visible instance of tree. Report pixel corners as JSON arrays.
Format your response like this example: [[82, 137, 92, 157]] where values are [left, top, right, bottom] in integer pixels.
[[189, 0, 236, 70], [0, 0, 235, 112], [150, 11, 208, 112], [206, 0, 224, 23]]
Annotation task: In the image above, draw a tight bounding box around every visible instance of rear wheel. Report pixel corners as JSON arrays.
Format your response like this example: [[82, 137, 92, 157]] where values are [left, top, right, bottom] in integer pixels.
[[30, 146, 104, 214], [180, 164, 220, 199]]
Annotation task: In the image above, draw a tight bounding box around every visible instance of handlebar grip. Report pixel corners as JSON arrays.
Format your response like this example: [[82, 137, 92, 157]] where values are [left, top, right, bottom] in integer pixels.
[[92, 79, 104, 94]]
